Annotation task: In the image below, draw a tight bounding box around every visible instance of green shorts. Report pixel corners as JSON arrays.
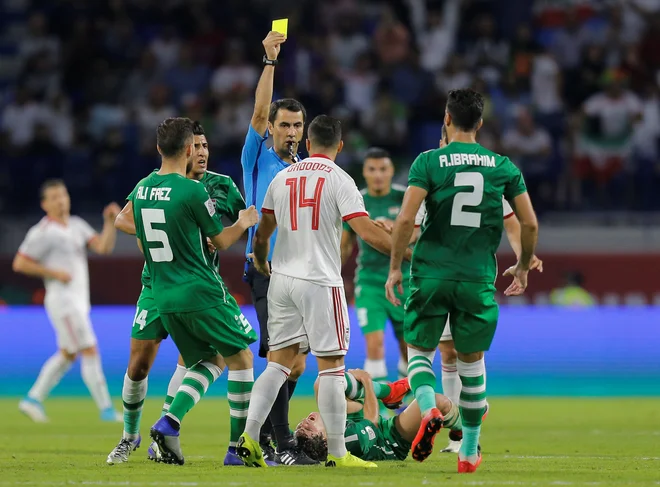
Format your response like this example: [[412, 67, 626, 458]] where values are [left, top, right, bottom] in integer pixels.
[[355, 283, 407, 339], [161, 298, 258, 368], [380, 416, 411, 461], [131, 286, 168, 341], [404, 278, 499, 354]]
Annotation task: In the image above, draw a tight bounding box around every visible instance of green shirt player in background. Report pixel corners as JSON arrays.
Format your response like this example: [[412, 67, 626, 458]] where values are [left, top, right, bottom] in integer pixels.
[[386, 89, 539, 473], [130, 117, 259, 466], [107, 122, 255, 466], [340, 148, 422, 407]]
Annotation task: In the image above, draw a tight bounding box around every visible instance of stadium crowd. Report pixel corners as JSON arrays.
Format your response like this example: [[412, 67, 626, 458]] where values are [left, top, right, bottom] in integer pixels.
[[1, 0, 660, 216]]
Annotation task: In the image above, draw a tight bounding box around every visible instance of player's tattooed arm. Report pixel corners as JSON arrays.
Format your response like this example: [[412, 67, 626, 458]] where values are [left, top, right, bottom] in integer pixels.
[[252, 211, 277, 275], [114, 201, 136, 235], [340, 230, 356, 266], [386, 186, 426, 305]]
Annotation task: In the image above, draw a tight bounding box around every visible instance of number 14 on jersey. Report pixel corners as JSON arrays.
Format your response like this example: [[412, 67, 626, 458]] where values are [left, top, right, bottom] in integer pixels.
[[286, 177, 325, 231]]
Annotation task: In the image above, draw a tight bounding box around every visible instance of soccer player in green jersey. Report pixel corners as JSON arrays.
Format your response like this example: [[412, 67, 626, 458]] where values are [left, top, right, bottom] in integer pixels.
[[129, 117, 259, 465], [386, 89, 539, 472], [340, 148, 422, 396], [107, 122, 255, 465], [295, 369, 464, 463]]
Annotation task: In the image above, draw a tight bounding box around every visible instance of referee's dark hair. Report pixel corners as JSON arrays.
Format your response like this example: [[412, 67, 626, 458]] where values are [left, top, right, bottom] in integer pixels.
[[307, 115, 342, 149], [364, 147, 391, 160], [269, 98, 307, 123]]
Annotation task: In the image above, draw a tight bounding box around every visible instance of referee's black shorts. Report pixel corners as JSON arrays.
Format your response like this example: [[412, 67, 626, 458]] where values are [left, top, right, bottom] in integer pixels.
[[244, 261, 270, 358]]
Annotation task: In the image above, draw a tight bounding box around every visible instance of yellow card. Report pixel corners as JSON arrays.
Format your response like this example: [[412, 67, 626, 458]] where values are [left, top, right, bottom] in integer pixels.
[[272, 18, 288, 36]]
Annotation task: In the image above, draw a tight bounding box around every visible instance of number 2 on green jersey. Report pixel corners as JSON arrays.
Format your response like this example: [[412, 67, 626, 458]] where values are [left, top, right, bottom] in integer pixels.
[[141, 208, 173, 262], [451, 172, 483, 228]]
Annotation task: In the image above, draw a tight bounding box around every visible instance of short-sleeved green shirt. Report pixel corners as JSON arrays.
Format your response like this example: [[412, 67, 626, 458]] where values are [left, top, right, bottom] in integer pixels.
[[138, 170, 245, 287], [343, 185, 411, 288], [129, 172, 227, 314], [408, 142, 527, 283]]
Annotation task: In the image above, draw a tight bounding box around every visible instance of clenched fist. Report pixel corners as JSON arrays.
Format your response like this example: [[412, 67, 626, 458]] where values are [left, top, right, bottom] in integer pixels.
[[238, 206, 259, 230], [263, 31, 286, 61]]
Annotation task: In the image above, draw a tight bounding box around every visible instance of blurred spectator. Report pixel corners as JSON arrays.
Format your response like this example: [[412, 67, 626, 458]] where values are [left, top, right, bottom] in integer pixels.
[[164, 43, 211, 107], [341, 52, 379, 116], [149, 25, 181, 70], [18, 12, 60, 66], [361, 88, 407, 154], [1, 87, 49, 149], [509, 24, 541, 91], [373, 7, 411, 66], [436, 54, 473, 94], [137, 85, 176, 151], [466, 15, 509, 84], [417, 0, 460, 73], [210, 41, 258, 100], [328, 14, 369, 71], [502, 109, 553, 209], [122, 51, 162, 106]]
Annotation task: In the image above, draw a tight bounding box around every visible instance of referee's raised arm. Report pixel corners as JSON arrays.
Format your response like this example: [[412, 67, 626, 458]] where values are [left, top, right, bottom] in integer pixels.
[[250, 32, 284, 139]]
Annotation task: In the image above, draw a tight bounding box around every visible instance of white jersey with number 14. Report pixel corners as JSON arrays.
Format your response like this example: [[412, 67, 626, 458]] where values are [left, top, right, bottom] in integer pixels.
[[261, 155, 367, 287]]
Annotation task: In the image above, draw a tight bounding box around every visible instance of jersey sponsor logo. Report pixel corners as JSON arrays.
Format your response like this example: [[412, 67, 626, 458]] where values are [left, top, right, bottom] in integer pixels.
[[205, 198, 216, 216], [388, 206, 400, 216], [364, 426, 376, 440]]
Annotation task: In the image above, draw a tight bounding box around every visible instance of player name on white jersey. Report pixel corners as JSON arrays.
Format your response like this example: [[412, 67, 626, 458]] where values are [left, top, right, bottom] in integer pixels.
[[439, 153, 496, 168], [135, 186, 171, 201]]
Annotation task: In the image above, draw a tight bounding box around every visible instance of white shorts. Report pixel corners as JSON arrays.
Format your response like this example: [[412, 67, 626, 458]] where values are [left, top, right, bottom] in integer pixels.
[[440, 316, 453, 342], [45, 303, 97, 353], [267, 273, 350, 357]]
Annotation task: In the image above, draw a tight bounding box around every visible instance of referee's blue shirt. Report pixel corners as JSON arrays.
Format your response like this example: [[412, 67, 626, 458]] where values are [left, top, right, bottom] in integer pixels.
[[241, 124, 291, 261]]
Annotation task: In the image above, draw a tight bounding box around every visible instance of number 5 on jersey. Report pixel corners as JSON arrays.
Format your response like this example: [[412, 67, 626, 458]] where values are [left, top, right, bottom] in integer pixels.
[[286, 177, 326, 231], [141, 208, 173, 262]]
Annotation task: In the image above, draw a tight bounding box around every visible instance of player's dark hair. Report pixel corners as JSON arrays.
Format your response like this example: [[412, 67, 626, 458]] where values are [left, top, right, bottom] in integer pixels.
[[446, 89, 485, 132], [268, 98, 307, 124], [307, 115, 342, 149], [40, 178, 66, 200], [192, 120, 205, 136], [156, 117, 194, 158], [295, 431, 328, 462], [364, 147, 390, 160]]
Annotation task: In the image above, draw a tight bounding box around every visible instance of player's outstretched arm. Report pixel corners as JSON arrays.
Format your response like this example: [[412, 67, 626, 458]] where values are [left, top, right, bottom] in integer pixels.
[[12, 254, 71, 283], [253, 211, 277, 275], [340, 230, 356, 266], [210, 205, 259, 251], [250, 32, 286, 135], [114, 201, 136, 235], [88, 202, 121, 255], [348, 216, 411, 261]]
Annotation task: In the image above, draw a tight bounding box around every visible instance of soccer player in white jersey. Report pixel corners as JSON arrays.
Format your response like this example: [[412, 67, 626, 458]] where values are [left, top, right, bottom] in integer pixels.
[[12, 179, 122, 422], [237, 115, 411, 468]]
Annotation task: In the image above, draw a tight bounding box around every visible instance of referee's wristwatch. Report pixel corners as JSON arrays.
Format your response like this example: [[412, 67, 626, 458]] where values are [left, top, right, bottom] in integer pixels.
[[263, 55, 279, 66]]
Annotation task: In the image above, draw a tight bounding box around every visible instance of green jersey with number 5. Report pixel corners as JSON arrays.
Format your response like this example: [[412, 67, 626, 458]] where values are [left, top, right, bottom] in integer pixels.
[[408, 141, 526, 283], [129, 172, 226, 314]]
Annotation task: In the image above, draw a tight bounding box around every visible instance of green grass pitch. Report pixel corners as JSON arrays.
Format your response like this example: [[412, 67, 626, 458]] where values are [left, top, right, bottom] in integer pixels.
[[1, 398, 659, 486]]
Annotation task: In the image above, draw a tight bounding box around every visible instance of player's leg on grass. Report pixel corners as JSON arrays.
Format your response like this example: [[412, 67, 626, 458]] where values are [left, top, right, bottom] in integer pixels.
[[394, 394, 462, 446], [438, 322, 462, 453], [404, 277, 451, 462], [451, 281, 498, 473], [160, 356, 188, 417], [80, 345, 120, 421], [107, 336, 161, 465], [19, 348, 75, 422], [343, 370, 410, 407], [356, 289, 389, 386]]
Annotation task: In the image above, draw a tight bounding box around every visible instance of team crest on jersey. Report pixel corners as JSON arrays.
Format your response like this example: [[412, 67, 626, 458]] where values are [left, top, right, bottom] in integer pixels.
[[388, 206, 400, 216], [205, 198, 216, 216]]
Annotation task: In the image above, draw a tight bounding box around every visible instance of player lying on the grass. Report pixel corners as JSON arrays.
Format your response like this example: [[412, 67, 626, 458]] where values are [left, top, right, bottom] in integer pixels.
[[108, 120, 259, 467], [294, 369, 467, 463]]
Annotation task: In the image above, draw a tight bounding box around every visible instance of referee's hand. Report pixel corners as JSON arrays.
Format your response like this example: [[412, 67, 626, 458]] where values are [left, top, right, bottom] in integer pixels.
[[263, 31, 286, 61]]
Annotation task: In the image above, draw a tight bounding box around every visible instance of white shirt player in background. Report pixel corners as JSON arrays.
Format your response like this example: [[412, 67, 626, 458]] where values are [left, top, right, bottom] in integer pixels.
[[237, 115, 411, 468], [12, 179, 123, 423]]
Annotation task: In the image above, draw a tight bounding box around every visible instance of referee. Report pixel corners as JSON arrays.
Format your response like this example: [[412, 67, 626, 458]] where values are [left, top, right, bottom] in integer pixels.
[[241, 31, 315, 466]]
